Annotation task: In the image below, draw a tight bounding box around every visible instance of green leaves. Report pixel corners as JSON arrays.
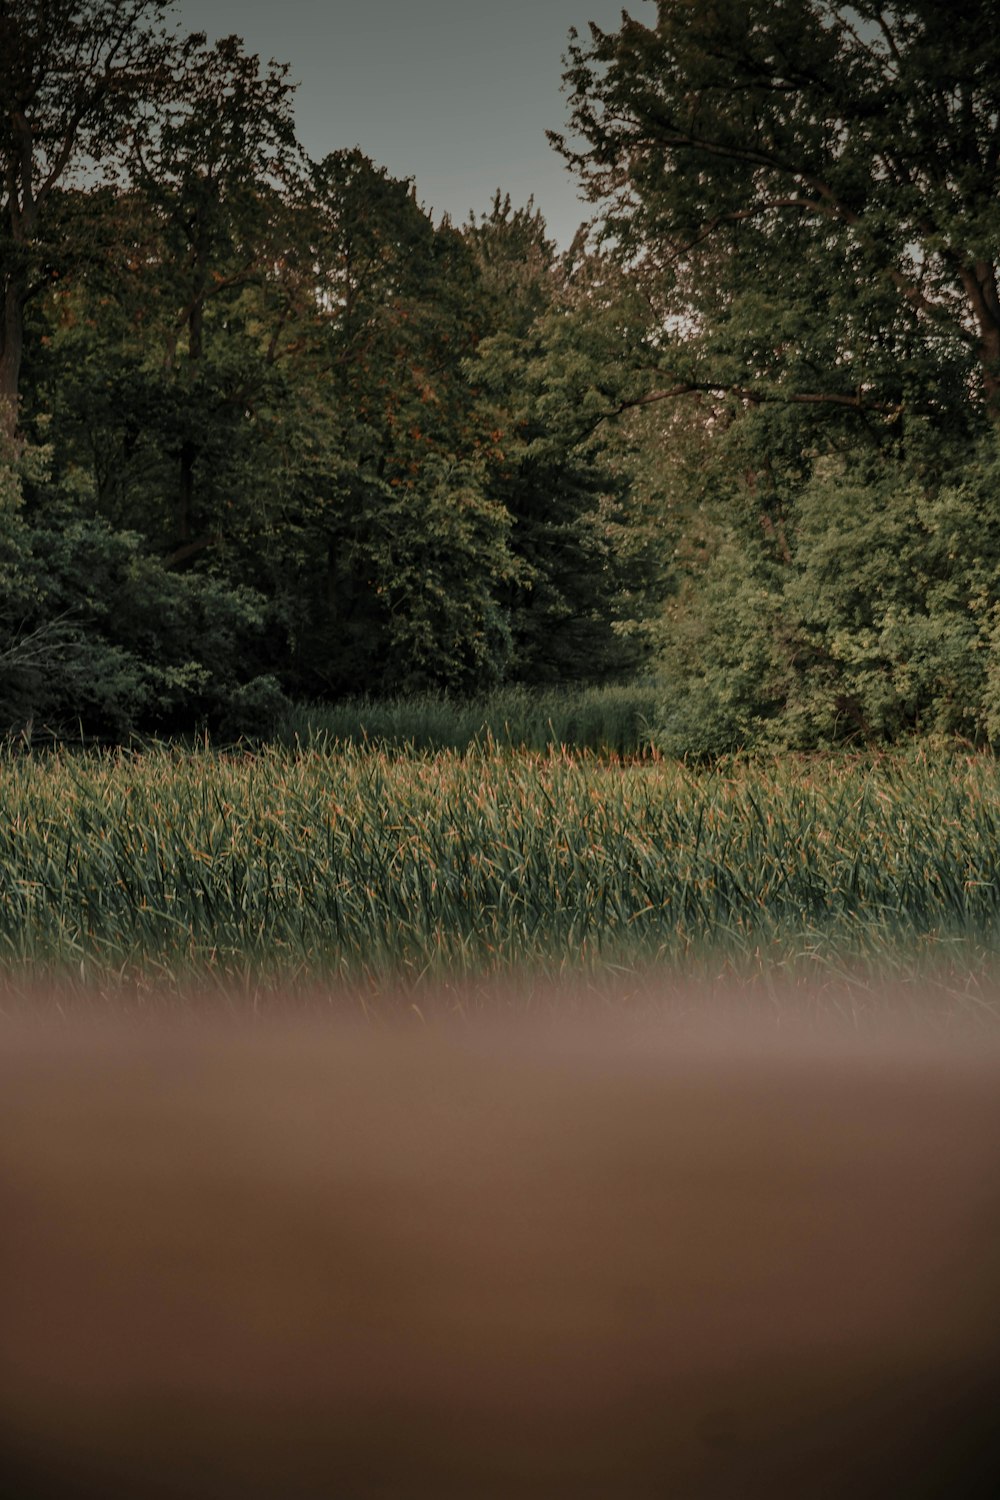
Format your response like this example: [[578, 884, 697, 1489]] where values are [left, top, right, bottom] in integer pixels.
[[656, 437, 1000, 753], [556, 1, 1000, 429], [0, 1, 177, 430], [0, 506, 281, 737], [468, 234, 664, 684]]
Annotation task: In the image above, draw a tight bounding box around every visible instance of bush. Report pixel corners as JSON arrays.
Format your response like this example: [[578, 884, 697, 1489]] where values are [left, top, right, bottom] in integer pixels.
[[2, 504, 279, 739], [653, 439, 1000, 756], [218, 676, 292, 741]]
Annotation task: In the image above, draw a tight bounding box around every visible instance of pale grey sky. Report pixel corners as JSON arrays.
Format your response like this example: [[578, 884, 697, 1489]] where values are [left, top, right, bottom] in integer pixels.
[[169, 1, 649, 244]]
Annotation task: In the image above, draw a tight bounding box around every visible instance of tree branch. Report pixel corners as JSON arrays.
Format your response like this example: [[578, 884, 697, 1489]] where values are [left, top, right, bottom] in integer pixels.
[[601, 379, 906, 418]]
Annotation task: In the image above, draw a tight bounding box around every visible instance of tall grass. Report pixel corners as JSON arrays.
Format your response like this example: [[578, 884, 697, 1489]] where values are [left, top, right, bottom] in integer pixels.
[[3, 743, 1000, 993], [281, 683, 660, 755]]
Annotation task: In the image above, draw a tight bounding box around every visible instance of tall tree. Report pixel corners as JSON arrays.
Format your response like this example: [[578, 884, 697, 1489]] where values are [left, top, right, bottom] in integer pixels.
[[468, 209, 664, 682], [0, 0, 173, 436], [554, 1, 1000, 430], [267, 151, 515, 697], [129, 30, 300, 562]]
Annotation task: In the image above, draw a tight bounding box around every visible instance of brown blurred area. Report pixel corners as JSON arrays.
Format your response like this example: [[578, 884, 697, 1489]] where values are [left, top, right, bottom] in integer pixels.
[[1, 994, 999, 1498]]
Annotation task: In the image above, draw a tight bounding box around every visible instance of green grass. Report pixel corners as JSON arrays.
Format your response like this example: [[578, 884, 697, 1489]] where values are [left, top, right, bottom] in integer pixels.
[[4, 741, 1000, 999], [281, 683, 661, 755]]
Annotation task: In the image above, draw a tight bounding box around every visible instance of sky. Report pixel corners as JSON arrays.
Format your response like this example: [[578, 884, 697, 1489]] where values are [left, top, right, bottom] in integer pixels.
[[169, 0, 650, 246]]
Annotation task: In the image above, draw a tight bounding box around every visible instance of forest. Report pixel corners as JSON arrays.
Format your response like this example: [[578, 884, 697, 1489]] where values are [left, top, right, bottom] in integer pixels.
[[2, 0, 998, 754]]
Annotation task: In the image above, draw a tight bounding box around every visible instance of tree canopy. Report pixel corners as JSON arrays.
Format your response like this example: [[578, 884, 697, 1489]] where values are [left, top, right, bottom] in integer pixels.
[[0, 0, 176, 434], [4, 0, 1000, 751], [554, 1, 1000, 431], [1, 2, 661, 736], [550, 0, 1000, 753]]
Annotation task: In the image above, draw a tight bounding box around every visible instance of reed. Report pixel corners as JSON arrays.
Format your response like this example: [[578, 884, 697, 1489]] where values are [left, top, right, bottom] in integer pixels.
[[281, 683, 661, 755], [3, 743, 1000, 993]]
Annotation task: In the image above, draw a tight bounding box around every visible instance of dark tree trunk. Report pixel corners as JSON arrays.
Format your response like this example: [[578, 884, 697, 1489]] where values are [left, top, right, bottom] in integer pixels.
[[175, 297, 204, 545], [0, 275, 26, 440], [178, 438, 196, 545], [960, 261, 1000, 423]]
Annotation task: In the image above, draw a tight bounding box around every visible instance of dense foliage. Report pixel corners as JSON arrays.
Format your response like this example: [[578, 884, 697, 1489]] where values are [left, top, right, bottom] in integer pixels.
[[555, 0, 1000, 752], [2, 1, 999, 750], [0, 3, 663, 736]]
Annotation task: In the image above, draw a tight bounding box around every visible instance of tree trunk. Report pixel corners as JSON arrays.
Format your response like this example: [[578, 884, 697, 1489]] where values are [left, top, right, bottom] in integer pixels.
[[0, 277, 25, 440], [960, 261, 1000, 423], [178, 439, 195, 545], [175, 298, 204, 546], [979, 330, 1000, 426]]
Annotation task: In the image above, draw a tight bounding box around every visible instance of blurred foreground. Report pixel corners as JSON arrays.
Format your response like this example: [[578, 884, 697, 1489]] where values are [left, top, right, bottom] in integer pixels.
[[2, 985, 999, 1498]]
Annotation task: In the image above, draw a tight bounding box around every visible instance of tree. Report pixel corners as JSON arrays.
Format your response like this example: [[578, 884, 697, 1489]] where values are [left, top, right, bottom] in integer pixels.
[[468, 212, 665, 683], [20, 30, 307, 568], [554, 2, 1000, 431], [0, 0, 174, 436], [128, 30, 300, 561], [652, 436, 1000, 755], [263, 151, 516, 697], [464, 192, 557, 339]]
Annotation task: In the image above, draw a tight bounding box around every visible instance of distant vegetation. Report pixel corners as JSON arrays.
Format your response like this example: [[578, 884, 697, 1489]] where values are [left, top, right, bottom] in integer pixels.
[[3, 3, 1000, 754], [282, 684, 661, 756]]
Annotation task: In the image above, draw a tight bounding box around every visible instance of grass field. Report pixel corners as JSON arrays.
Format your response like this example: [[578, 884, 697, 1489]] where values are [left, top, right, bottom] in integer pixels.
[[4, 739, 1000, 1005]]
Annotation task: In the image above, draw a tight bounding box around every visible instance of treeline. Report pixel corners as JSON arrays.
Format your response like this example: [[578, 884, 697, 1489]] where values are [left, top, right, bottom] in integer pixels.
[[4, 1, 1000, 751], [1, 4, 662, 738], [561, 0, 1000, 755]]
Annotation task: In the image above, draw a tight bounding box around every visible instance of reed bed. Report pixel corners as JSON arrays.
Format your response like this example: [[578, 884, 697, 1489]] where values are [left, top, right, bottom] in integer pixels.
[[3, 743, 1000, 994], [282, 683, 661, 755]]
